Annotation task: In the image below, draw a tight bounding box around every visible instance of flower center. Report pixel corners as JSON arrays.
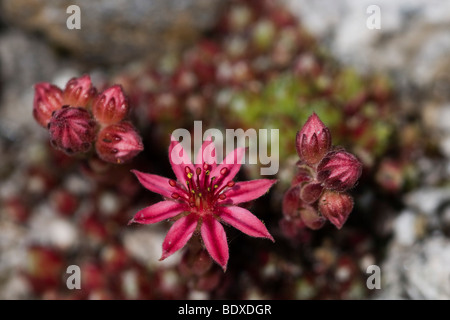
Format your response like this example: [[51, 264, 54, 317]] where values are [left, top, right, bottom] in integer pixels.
[[168, 163, 235, 216]]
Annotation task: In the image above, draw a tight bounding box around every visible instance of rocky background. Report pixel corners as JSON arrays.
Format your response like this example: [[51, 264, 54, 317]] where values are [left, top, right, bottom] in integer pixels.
[[0, 0, 449, 299], [283, 0, 450, 299]]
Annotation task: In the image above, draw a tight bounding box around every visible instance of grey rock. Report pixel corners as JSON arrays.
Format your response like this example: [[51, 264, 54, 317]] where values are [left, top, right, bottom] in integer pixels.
[[404, 187, 450, 215], [283, 0, 450, 85], [0, 0, 227, 64], [283, 0, 450, 159], [376, 235, 450, 299]]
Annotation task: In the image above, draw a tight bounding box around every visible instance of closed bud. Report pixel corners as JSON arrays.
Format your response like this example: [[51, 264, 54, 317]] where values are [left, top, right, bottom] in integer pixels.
[[300, 183, 324, 204], [192, 250, 213, 276], [282, 185, 300, 219], [317, 150, 362, 192], [92, 85, 129, 125], [318, 190, 354, 229], [48, 106, 97, 155], [296, 113, 331, 165], [33, 83, 63, 127], [299, 205, 326, 230], [291, 166, 312, 186], [96, 122, 143, 164], [63, 74, 96, 107]]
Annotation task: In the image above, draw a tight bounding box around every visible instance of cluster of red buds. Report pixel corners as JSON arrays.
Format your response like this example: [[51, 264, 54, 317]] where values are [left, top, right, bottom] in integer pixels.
[[33, 75, 143, 164], [282, 113, 362, 230]]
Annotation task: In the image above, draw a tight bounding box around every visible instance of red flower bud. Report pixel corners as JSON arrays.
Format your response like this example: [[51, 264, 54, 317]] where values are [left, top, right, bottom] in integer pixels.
[[300, 183, 324, 204], [96, 122, 143, 164], [317, 150, 362, 192], [318, 190, 354, 229], [296, 113, 331, 165], [299, 205, 326, 230], [62, 74, 96, 107], [282, 185, 300, 219], [48, 106, 97, 154], [179, 249, 213, 277], [92, 85, 129, 125], [291, 166, 312, 186], [33, 83, 63, 127], [192, 250, 214, 276]]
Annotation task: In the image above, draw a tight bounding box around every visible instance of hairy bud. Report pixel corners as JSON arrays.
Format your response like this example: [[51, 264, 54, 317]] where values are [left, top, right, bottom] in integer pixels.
[[299, 205, 326, 230], [300, 183, 324, 204], [33, 83, 63, 127], [317, 150, 362, 192], [92, 85, 129, 125], [282, 185, 300, 219], [63, 75, 96, 107], [48, 106, 97, 154], [318, 190, 354, 229], [296, 113, 331, 165], [96, 122, 143, 164]]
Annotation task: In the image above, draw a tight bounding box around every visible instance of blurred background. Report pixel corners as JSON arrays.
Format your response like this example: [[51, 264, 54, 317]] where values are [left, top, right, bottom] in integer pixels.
[[0, 0, 450, 300]]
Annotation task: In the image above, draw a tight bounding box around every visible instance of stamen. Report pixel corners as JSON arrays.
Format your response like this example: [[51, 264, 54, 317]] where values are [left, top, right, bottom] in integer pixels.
[[209, 177, 216, 193], [196, 167, 201, 190], [216, 180, 235, 196], [186, 180, 192, 195], [220, 167, 228, 176], [185, 166, 194, 179], [219, 194, 227, 200], [213, 168, 229, 188], [171, 193, 180, 199], [202, 163, 211, 191], [169, 180, 177, 187]]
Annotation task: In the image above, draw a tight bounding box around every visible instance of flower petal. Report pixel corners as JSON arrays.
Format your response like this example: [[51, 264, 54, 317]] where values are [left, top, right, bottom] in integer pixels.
[[131, 170, 179, 198], [129, 201, 187, 225], [160, 214, 198, 261], [169, 137, 194, 186], [195, 136, 217, 187], [195, 136, 217, 168], [201, 216, 229, 271], [211, 147, 245, 189], [217, 206, 274, 241], [221, 179, 277, 205]]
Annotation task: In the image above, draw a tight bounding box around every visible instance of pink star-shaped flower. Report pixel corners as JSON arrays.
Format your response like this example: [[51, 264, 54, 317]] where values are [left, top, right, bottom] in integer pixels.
[[129, 137, 276, 271]]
